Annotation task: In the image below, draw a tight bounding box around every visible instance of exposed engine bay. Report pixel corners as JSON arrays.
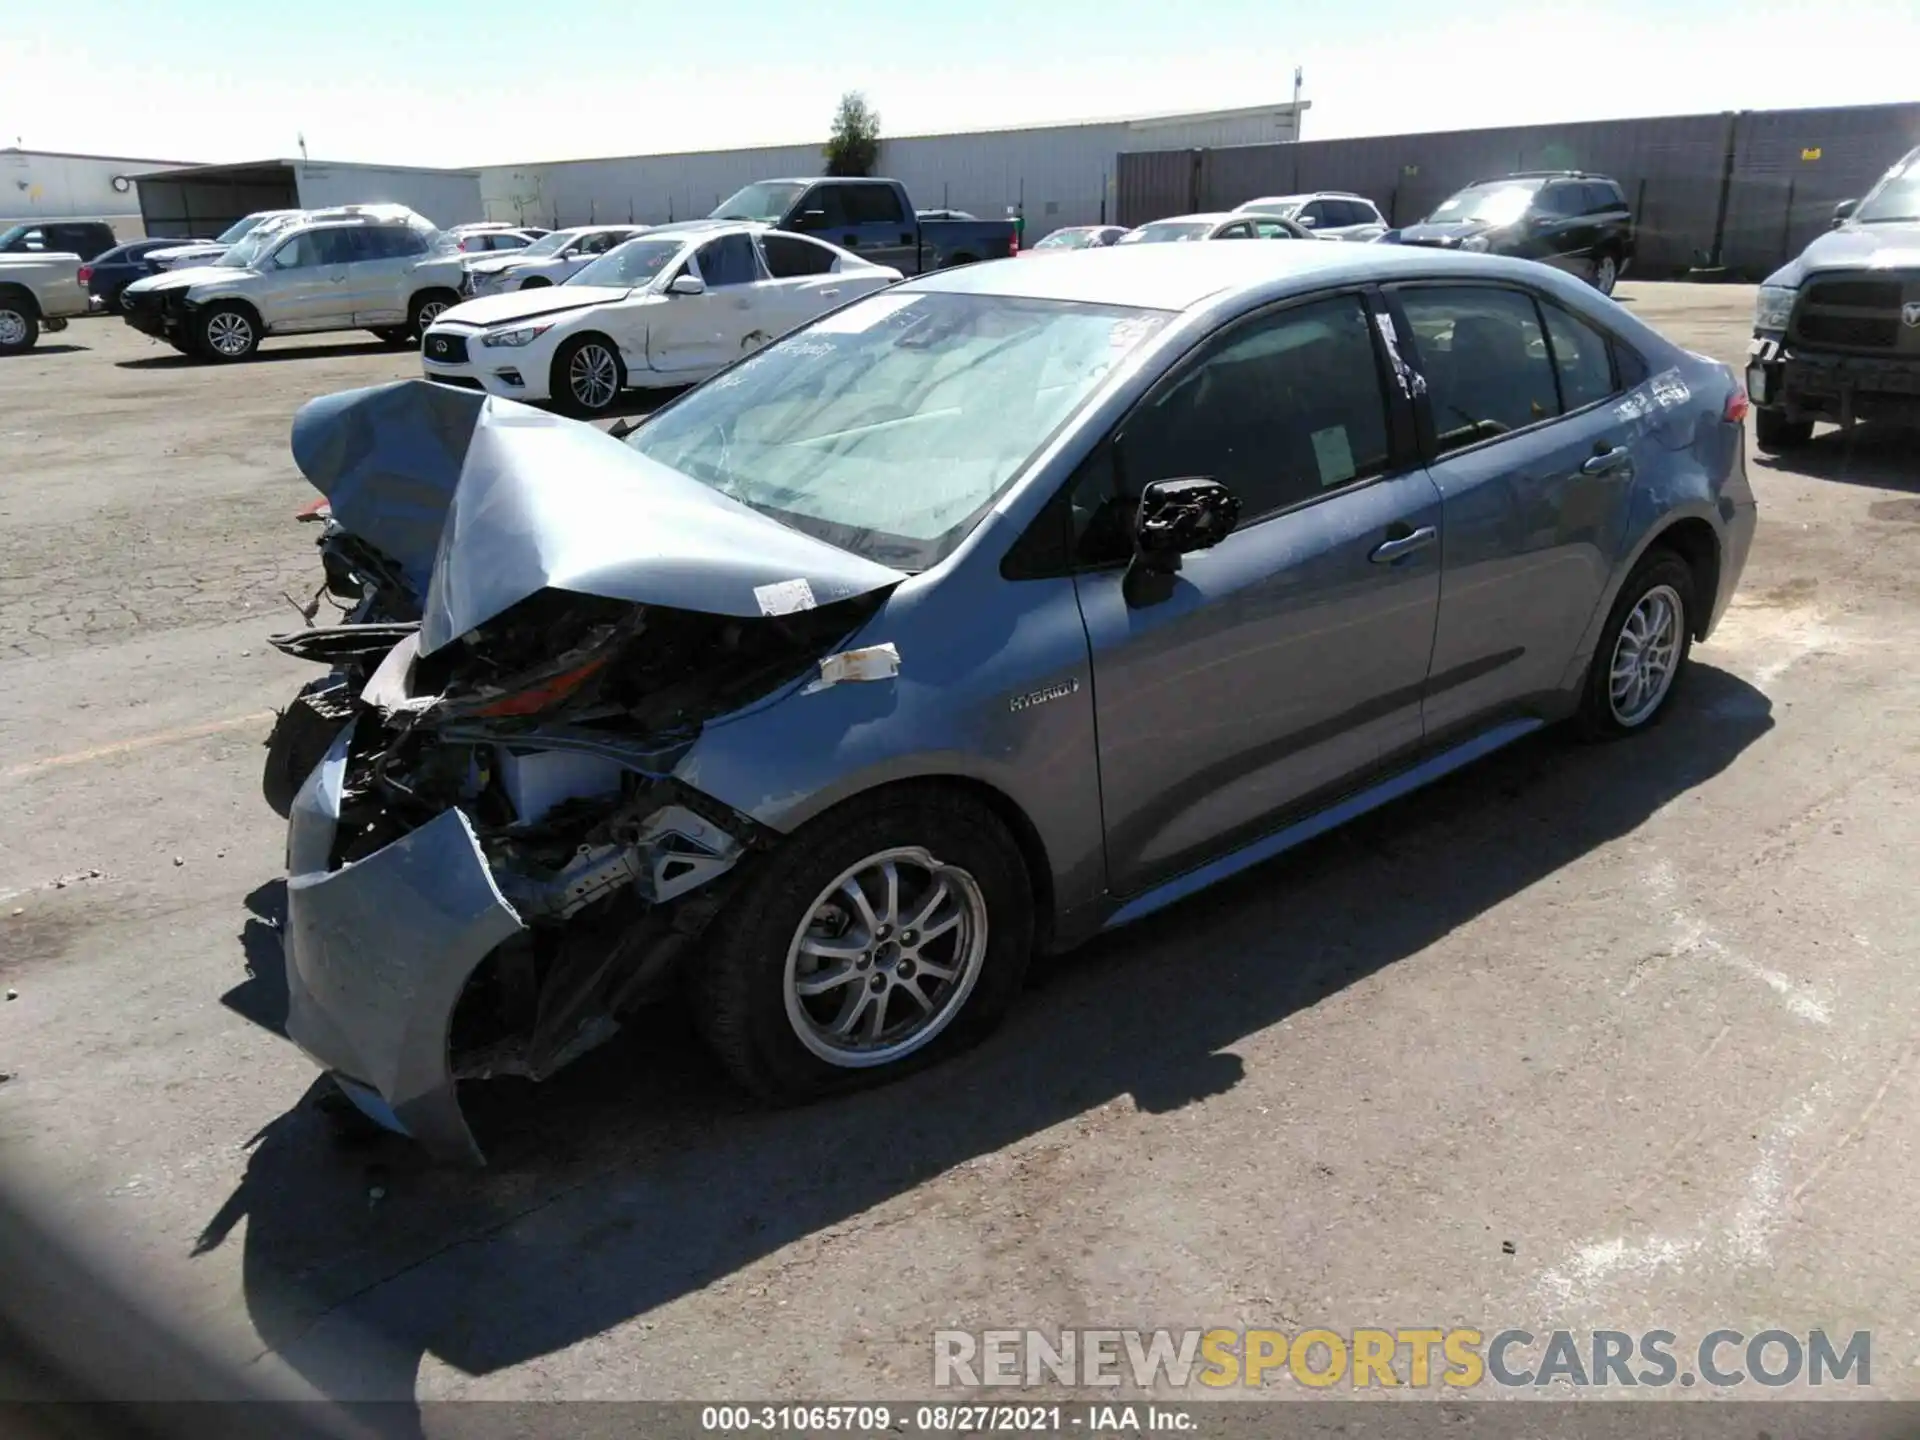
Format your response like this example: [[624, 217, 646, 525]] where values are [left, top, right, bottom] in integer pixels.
[[277, 380, 910, 1162]]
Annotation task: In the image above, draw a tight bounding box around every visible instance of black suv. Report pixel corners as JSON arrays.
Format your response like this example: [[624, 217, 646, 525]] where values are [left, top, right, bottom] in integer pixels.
[[0, 220, 119, 262], [1746, 144, 1920, 451], [1381, 171, 1636, 295]]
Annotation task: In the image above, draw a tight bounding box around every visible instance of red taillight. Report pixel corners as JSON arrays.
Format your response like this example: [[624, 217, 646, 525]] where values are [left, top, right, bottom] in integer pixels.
[[469, 654, 612, 718], [78, 265, 92, 285], [1724, 384, 1751, 425]]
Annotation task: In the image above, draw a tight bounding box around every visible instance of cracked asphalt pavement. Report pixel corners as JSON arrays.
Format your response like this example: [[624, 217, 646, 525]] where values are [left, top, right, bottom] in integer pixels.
[[1, 296, 1917, 1411]]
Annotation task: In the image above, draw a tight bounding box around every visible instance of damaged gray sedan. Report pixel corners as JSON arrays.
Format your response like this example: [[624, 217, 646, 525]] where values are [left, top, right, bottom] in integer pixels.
[[283, 241, 1755, 1162]]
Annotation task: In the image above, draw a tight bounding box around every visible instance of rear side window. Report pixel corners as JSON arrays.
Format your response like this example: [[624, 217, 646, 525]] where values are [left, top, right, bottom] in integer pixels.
[[94, 245, 131, 265], [1214, 221, 1255, 239], [1586, 182, 1624, 213], [844, 185, 906, 225], [761, 233, 838, 277], [1398, 286, 1559, 452], [1118, 293, 1394, 520], [694, 232, 761, 287], [1538, 301, 1616, 411]]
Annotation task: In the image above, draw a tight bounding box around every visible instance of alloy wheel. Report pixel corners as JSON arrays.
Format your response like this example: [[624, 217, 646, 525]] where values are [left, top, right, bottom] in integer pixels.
[[416, 300, 450, 329], [568, 342, 620, 410], [0, 309, 29, 347], [1595, 255, 1618, 294], [206, 311, 253, 356], [1609, 583, 1682, 726], [782, 846, 989, 1067]]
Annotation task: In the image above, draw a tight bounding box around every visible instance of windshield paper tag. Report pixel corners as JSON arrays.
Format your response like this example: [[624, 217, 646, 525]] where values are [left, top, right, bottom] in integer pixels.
[[754, 578, 817, 616], [810, 293, 919, 335]]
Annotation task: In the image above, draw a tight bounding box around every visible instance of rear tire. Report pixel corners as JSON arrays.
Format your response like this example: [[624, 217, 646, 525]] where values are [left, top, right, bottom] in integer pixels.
[[692, 787, 1034, 1104], [1591, 251, 1620, 296], [1754, 407, 1814, 451], [0, 301, 40, 355], [1576, 549, 1694, 740]]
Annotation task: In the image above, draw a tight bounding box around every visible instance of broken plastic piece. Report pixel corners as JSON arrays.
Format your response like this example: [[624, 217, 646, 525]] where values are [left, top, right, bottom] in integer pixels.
[[754, 578, 817, 616], [805, 642, 902, 693]]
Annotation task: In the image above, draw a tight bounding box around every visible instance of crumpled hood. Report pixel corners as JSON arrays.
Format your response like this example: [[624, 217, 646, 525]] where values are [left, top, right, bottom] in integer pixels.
[[1764, 221, 1920, 287], [290, 380, 907, 655], [126, 264, 239, 294], [435, 285, 635, 327]]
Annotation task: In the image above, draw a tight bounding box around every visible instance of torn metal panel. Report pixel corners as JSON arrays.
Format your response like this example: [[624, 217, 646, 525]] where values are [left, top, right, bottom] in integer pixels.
[[283, 724, 526, 1166], [268, 621, 420, 665], [416, 400, 906, 653]]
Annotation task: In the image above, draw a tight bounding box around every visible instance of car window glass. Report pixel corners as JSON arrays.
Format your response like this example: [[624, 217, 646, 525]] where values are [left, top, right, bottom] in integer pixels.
[[1612, 339, 1650, 388], [1325, 201, 1360, 227], [270, 232, 319, 268], [801, 186, 850, 229], [1539, 301, 1616, 411], [1589, 183, 1623, 214], [310, 229, 365, 265], [1399, 286, 1559, 451], [356, 228, 397, 259], [761, 233, 838, 278], [1118, 293, 1393, 521], [1253, 219, 1292, 239], [694, 232, 761, 287], [844, 185, 906, 225], [1216, 221, 1252, 239]]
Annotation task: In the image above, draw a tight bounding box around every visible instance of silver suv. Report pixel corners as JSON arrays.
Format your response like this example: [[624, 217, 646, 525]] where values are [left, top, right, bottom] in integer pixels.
[[120, 213, 465, 361]]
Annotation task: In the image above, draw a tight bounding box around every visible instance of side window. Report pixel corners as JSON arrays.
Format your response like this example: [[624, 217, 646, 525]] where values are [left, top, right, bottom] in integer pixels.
[[1116, 293, 1394, 522], [1354, 200, 1384, 226], [1253, 219, 1293, 239], [270, 232, 319, 269], [1215, 221, 1254, 240], [1586, 183, 1623, 214], [799, 186, 850, 230], [1398, 286, 1559, 451], [760, 233, 838, 278], [14, 228, 47, 251], [694, 233, 761, 287], [1320, 201, 1357, 227], [1297, 200, 1329, 228], [1538, 301, 1617, 411], [311, 229, 365, 266], [844, 184, 906, 225], [579, 231, 619, 255]]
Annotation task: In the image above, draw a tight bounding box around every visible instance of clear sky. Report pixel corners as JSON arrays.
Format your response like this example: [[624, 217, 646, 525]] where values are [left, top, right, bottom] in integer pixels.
[[9, 0, 1919, 169]]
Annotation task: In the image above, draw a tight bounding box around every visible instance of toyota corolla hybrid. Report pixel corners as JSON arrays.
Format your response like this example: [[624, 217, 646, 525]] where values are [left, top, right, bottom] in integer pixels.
[[280, 240, 1754, 1163]]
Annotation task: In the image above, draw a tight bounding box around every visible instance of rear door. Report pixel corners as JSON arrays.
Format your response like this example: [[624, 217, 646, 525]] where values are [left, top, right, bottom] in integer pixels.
[[1387, 282, 1646, 735], [1532, 182, 1592, 273], [350, 227, 429, 325], [1072, 288, 1444, 896], [756, 233, 868, 338]]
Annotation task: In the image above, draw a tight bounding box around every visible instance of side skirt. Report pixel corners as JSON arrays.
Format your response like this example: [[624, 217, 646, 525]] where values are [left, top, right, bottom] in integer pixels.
[[1101, 717, 1545, 931]]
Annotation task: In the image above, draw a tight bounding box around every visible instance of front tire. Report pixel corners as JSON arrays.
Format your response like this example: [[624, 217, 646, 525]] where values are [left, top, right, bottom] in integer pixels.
[[1576, 549, 1694, 739], [1592, 251, 1620, 296], [196, 303, 259, 361], [549, 333, 626, 416], [1754, 407, 1814, 451], [408, 290, 459, 340], [693, 787, 1034, 1104], [0, 303, 40, 355], [262, 678, 350, 818]]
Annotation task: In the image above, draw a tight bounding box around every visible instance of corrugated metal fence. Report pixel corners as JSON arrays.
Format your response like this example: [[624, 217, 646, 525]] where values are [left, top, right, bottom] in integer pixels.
[[1118, 102, 1920, 279]]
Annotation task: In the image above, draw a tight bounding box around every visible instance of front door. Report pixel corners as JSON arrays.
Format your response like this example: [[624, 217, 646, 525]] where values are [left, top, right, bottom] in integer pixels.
[[1388, 282, 1646, 734], [260, 228, 356, 330], [806, 183, 918, 272], [647, 231, 766, 375], [1073, 290, 1444, 896]]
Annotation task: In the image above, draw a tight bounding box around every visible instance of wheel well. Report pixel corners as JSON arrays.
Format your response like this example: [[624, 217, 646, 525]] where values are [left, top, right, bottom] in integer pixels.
[[200, 296, 263, 330], [520, 277, 552, 289], [411, 287, 461, 311], [0, 283, 43, 319], [554, 330, 625, 372], [821, 776, 1056, 953], [1646, 518, 1720, 639]]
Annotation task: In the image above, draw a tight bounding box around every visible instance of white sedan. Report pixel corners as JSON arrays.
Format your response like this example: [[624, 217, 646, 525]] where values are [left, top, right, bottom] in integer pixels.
[[462, 225, 651, 296], [421, 223, 901, 415]]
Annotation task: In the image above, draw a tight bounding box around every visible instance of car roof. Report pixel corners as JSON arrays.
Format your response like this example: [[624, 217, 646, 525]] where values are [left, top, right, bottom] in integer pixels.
[[903, 240, 1567, 312], [1134, 213, 1242, 226]]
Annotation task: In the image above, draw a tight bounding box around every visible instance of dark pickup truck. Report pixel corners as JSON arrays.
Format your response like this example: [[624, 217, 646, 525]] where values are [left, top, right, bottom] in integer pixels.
[[701, 178, 1017, 273], [1746, 144, 1920, 450]]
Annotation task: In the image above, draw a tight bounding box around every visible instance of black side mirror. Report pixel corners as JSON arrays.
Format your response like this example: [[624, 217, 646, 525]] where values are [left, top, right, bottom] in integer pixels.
[[1832, 198, 1859, 228], [1133, 477, 1239, 566]]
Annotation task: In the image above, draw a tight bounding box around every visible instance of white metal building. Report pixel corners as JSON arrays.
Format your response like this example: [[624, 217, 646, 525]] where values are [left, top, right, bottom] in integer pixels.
[[479, 101, 1309, 236], [131, 159, 486, 238], [0, 148, 201, 239]]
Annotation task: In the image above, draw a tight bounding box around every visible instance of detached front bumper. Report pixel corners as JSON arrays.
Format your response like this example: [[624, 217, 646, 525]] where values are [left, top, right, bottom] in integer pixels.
[[283, 723, 526, 1165], [1748, 334, 1920, 427]]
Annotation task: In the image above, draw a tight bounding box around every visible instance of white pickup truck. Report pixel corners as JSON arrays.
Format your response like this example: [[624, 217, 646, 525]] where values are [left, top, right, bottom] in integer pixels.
[[0, 253, 89, 354]]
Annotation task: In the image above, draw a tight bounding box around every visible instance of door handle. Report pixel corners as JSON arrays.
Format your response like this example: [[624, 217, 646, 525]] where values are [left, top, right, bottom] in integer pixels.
[[1369, 525, 1438, 564], [1582, 445, 1631, 475], [820, 288, 839, 298]]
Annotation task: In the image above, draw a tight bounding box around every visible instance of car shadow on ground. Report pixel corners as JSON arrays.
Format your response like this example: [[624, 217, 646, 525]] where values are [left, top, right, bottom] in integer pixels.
[[199, 666, 1772, 1420], [16, 344, 89, 357], [116, 341, 414, 370], [222, 880, 289, 1037], [1753, 423, 1920, 492]]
